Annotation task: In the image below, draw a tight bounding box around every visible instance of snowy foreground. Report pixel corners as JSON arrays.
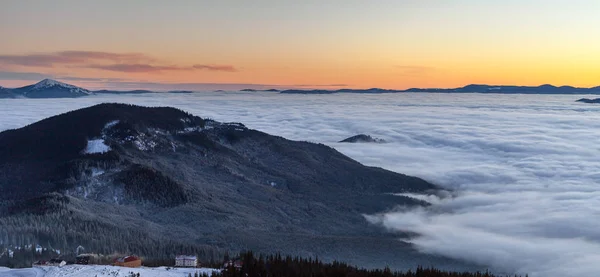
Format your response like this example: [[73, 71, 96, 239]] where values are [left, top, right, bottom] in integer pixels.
[[0, 265, 220, 277]]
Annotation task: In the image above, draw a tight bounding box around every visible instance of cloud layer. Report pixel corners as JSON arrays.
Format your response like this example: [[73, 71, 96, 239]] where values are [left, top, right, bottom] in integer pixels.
[[1, 92, 599, 277], [0, 51, 236, 72]]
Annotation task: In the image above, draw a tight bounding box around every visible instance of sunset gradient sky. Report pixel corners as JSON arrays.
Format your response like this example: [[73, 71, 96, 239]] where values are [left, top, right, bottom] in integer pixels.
[[1, 0, 599, 90]]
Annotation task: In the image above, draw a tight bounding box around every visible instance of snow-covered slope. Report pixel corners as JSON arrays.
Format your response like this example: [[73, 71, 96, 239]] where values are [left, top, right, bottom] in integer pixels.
[[13, 79, 91, 98], [0, 265, 219, 277], [29, 79, 91, 95]]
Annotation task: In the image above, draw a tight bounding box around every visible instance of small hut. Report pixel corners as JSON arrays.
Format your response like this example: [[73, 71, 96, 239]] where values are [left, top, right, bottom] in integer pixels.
[[114, 255, 142, 268]]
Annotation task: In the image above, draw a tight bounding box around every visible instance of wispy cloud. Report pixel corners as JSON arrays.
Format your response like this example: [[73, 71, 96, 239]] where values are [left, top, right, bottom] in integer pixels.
[[0, 70, 341, 91], [86, 64, 192, 73], [0, 54, 78, 67], [0, 71, 129, 82], [0, 51, 152, 67], [193, 64, 237, 72], [87, 63, 239, 73], [0, 51, 237, 73], [58, 51, 152, 62], [0, 71, 53, 80], [56, 76, 129, 82]]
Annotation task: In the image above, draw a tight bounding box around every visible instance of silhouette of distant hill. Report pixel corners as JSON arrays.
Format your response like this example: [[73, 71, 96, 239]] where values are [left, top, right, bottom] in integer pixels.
[[281, 84, 600, 94], [240, 88, 280, 92], [576, 98, 600, 103], [5, 80, 599, 98], [340, 134, 386, 143], [95, 89, 155, 94]]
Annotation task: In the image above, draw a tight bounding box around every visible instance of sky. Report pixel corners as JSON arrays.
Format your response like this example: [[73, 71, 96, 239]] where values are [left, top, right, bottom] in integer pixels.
[[1, 0, 600, 90]]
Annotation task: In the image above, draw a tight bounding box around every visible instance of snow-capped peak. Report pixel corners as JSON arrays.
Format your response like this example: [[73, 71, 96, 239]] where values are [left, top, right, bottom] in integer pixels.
[[29, 79, 91, 95], [33, 79, 76, 89]]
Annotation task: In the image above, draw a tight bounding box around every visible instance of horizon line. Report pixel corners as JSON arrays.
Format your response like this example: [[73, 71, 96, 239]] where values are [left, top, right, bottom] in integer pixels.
[[2, 78, 600, 92]]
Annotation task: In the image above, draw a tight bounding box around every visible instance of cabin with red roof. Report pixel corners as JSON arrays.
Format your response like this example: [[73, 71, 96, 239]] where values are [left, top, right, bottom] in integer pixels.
[[114, 255, 142, 268]]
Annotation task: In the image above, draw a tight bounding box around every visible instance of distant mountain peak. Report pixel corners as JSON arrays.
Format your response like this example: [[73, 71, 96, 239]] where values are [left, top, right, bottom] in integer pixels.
[[339, 134, 386, 143], [32, 79, 79, 90], [16, 79, 91, 98]]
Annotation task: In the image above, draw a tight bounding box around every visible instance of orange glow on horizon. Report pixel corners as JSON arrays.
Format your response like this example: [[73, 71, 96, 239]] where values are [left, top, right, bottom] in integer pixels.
[[1, 1, 600, 90]]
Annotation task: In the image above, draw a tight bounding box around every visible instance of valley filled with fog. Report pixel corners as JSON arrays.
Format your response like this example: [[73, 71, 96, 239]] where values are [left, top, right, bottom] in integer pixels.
[[2, 92, 599, 277]]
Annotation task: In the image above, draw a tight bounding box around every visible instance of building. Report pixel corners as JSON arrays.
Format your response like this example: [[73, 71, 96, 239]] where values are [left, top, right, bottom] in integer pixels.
[[47, 259, 67, 267], [32, 260, 48, 267], [175, 255, 198, 267], [76, 253, 101, 265], [114, 255, 142, 268], [33, 258, 66, 267], [75, 256, 89, 264], [223, 259, 243, 269]]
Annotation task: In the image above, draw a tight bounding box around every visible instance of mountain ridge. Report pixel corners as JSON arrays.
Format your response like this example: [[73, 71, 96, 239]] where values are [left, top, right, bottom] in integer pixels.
[[281, 84, 600, 94], [576, 98, 600, 103], [0, 103, 467, 270], [5, 79, 599, 98], [10, 79, 91, 98]]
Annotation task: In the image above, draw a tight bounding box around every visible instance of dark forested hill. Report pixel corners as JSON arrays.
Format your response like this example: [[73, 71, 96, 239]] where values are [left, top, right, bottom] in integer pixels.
[[576, 98, 600, 103], [218, 252, 519, 277], [0, 103, 468, 270]]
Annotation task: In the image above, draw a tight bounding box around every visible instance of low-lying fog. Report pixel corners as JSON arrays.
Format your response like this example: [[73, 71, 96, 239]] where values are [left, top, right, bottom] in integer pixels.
[[2, 92, 599, 277]]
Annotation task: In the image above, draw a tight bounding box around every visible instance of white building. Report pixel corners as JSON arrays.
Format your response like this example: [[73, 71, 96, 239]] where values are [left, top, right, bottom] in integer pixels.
[[175, 255, 197, 267]]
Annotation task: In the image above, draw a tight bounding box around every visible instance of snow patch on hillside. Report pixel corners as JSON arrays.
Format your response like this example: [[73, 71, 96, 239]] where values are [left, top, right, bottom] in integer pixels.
[[91, 168, 105, 177], [104, 120, 120, 130], [83, 139, 111, 154], [32, 79, 72, 90], [177, 126, 203, 134], [133, 137, 157, 151]]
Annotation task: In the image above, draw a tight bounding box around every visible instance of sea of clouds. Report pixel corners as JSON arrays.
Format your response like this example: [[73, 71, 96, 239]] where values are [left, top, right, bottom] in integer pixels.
[[2, 92, 600, 277]]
